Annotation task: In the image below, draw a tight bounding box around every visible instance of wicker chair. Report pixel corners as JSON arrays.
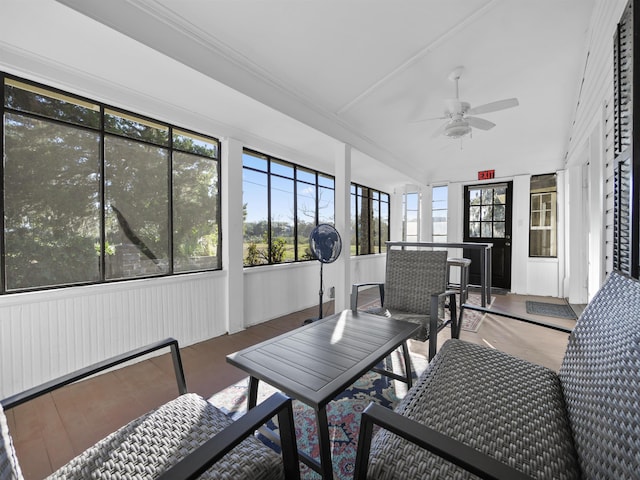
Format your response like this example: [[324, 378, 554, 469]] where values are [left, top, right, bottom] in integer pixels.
[[0, 338, 300, 480], [351, 248, 456, 360], [353, 270, 640, 480]]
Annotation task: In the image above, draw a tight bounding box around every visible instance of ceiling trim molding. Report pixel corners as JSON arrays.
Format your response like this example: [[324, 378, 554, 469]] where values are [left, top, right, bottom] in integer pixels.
[[54, 0, 417, 178], [0, 41, 336, 171]]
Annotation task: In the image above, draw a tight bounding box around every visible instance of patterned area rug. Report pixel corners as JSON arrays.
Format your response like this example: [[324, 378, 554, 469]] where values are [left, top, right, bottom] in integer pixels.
[[209, 350, 429, 479], [525, 300, 577, 319]]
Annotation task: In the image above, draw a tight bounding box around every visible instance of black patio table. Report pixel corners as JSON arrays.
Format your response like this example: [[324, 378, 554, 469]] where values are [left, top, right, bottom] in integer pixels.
[[227, 309, 420, 479]]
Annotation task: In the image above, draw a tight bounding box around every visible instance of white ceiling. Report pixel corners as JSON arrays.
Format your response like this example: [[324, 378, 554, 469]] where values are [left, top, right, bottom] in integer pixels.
[[6, 0, 597, 191]]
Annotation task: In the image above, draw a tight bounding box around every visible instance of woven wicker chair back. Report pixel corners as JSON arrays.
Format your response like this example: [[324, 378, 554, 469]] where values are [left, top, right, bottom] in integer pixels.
[[559, 271, 640, 479], [383, 249, 448, 313]]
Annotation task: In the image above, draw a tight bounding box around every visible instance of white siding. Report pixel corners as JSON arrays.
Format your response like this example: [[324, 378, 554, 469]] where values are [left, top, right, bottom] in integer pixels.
[[564, 0, 628, 300]]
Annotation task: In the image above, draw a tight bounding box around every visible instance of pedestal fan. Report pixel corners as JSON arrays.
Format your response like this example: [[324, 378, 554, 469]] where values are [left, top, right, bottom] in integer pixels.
[[307, 224, 342, 322]]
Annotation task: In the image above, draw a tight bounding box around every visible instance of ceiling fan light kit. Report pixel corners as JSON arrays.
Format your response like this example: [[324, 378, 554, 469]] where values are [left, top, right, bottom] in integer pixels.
[[444, 119, 472, 138], [420, 66, 519, 140]]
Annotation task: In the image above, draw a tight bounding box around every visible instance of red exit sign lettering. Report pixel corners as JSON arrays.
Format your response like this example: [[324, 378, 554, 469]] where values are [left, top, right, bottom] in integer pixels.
[[478, 169, 495, 180]]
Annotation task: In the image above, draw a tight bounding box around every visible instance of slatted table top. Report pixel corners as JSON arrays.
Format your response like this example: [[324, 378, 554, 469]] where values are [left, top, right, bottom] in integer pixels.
[[227, 309, 420, 409]]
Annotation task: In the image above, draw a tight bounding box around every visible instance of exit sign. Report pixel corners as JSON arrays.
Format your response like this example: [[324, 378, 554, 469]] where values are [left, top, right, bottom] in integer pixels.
[[478, 169, 495, 180]]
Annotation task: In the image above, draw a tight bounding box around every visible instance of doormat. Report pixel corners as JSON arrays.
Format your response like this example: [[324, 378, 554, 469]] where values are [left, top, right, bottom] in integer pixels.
[[525, 301, 577, 320]]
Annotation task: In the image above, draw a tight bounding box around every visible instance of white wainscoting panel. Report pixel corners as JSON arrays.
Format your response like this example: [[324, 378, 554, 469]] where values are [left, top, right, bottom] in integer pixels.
[[0, 272, 227, 398]]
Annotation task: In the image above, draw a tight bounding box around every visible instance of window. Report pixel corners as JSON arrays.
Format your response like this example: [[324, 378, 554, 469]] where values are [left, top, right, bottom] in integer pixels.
[[351, 184, 390, 255], [529, 174, 557, 257], [432, 186, 448, 243], [2, 75, 221, 293], [242, 149, 334, 266], [402, 191, 420, 242], [468, 185, 507, 239]]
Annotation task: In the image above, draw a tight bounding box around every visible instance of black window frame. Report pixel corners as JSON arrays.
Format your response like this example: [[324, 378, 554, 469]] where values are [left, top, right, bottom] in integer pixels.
[[241, 148, 335, 266], [351, 183, 391, 256], [1, 73, 222, 294]]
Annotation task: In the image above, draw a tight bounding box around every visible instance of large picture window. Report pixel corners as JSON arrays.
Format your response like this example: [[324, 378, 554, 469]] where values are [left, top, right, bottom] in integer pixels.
[[1, 75, 221, 293], [242, 149, 334, 266]]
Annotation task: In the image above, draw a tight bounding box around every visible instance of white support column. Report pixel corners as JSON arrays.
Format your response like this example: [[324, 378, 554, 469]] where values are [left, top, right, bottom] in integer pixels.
[[333, 143, 351, 312], [221, 137, 245, 333]]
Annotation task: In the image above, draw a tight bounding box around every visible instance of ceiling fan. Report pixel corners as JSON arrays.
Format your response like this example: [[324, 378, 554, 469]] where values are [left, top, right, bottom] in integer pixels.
[[421, 66, 519, 139]]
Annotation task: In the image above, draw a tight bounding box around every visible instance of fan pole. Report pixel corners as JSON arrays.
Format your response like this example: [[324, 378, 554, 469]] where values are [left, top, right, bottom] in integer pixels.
[[318, 262, 324, 319]]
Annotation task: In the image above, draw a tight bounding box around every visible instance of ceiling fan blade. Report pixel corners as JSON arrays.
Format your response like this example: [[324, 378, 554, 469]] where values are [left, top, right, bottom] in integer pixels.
[[410, 115, 447, 123], [468, 98, 519, 115], [467, 116, 496, 130]]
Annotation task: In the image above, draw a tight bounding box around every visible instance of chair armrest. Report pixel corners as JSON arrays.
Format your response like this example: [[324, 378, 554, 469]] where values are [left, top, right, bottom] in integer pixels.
[[351, 282, 384, 311], [353, 402, 534, 480], [158, 392, 300, 480], [1, 338, 187, 410], [460, 304, 573, 334]]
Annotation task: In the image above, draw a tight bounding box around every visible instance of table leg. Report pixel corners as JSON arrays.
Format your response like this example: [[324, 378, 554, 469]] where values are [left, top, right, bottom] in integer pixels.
[[401, 341, 412, 388], [248, 376, 259, 410], [315, 406, 334, 479]]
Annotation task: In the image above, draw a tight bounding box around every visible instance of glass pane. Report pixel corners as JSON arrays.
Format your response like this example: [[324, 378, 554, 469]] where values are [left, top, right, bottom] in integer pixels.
[[469, 189, 482, 205], [243, 168, 268, 265], [358, 196, 372, 254], [531, 212, 541, 227], [531, 194, 540, 210], [406, 192, 419, 210], [271, 159, 294, 178], [350, 193, 357, 255], [544, 212, 552, 227], [432, 185, 447, 207], [481, 206, 493, 221], [493, 187, 506, 205], [469, 222, 480, 238], [530, 230, 553, 257], [318, 185, 335, 225], [482, 188, 493, 205], [104, 136, 170, 279], [469, 206, 481, 221], [493, 222, 505, 238], [173, 151, 220, 272], [270, 175, 295, 263], [105, 109, 169, 146], [380, 200, 389, 252], [4, 113, 101, 290], [318, 174, 334, 189], [243, 151, 268, 171], [494, 204, 505, 221], [481, 222, 492, 237], [372, 199, 381, 253], [296, 167, 315, 184], [297, 179, 316, 260], [433, 221, 447, 235], [173, 129, 218, 158], [5, 78, 100, 128]]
